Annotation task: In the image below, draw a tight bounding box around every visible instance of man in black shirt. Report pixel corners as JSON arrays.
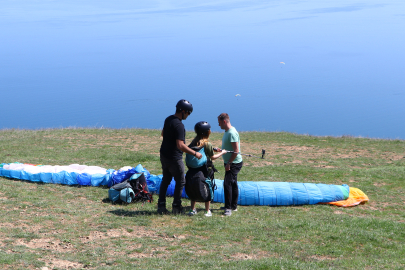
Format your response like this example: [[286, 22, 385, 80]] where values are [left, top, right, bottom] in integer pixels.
[[158, 99, 202, 214]]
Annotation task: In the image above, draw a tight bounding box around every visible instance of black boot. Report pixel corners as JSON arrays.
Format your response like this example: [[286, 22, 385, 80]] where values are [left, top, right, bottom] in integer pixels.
[[157, 202, 169, 215], [172, 205, 184, 215], [157, 207, 170, 215]]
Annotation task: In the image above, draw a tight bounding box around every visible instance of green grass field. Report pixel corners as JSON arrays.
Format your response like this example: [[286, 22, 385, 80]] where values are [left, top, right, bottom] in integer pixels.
[[1, 128, 405, 269]]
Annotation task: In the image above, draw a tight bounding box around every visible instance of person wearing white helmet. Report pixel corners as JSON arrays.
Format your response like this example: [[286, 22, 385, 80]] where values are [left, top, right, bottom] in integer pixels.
[[158, 99, 202, 215]]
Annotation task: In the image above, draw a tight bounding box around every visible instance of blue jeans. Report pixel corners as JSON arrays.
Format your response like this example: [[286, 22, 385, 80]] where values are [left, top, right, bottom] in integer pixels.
[[158, 156, 185, 209]]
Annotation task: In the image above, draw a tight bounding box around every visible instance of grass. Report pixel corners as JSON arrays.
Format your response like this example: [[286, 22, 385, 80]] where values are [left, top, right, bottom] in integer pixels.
[[1, 128, 405, 269]]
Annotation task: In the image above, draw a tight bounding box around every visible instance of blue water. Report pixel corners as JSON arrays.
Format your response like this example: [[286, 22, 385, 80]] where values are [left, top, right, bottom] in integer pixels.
[[1, 1, 404, 139]]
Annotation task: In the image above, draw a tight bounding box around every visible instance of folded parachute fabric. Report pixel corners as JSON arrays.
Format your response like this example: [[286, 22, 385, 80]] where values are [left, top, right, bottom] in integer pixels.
[[148, 176, 359, 206], [0, 162, 149, 187], [1, 162, 368, 207]]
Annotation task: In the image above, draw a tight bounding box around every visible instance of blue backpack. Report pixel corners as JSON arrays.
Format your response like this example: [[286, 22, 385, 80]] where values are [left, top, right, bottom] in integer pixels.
[[108, 186, 135, 204], [186, 146, 207, 168]]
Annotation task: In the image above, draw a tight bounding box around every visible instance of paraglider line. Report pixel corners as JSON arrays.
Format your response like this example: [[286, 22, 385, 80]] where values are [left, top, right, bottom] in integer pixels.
[[214, 148, 265, 159]]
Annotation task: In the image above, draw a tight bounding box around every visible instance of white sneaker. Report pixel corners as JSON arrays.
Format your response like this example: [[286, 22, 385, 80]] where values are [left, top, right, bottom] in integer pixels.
[[220, 206, 238, 211], [204, 210, 212, 217], [188, 209, 197, 216]]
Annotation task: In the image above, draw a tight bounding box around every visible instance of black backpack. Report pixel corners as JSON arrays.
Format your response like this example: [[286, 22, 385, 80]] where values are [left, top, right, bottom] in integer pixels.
[[130, 173, 153, 203], [185, 158, 217, 202]]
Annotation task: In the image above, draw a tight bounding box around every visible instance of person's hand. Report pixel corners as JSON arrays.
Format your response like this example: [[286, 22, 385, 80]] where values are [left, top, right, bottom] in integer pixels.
[[225, 163, 231, 171], [195, 152, 203, 159], [221, 149, 227, 154]]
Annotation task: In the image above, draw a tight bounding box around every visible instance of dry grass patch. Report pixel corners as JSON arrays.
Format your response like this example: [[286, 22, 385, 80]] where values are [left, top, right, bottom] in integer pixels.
[[360, 200, 402, 212], [373, 182, 387, 187], [80, 227, 159, 244], [309, 255, 337, 261], [231, 251, 275, 260], [0, 222, 17, 229], [313, 165, 337, 168], [240, 141, 405, 167], [151, 216, 190, 230], [15, 238, 75, 253], [128, 252, 153, 259], [38, 257, 84, 269]]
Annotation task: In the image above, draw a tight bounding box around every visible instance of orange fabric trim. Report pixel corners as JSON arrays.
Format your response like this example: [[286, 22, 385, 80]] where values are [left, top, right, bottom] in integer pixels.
[[327, 187, 369, 207]]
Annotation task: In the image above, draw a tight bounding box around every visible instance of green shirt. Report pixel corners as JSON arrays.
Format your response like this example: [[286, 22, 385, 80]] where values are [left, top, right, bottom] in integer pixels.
[[222, 127, 242, 164], [204, 142, 214, 160]]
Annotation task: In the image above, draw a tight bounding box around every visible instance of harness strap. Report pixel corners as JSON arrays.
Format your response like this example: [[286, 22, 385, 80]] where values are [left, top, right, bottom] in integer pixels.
[[131, 182, 154, 203]]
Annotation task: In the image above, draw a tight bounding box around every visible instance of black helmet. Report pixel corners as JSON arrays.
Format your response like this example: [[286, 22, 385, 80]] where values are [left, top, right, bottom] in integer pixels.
[[194, 121, 211, 135], [176, 99, 193, 114]]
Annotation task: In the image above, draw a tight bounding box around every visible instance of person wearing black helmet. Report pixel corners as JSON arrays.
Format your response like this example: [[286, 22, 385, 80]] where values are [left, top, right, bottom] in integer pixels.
[[158, 99, 203, 215], [185, 121, 226, 217]]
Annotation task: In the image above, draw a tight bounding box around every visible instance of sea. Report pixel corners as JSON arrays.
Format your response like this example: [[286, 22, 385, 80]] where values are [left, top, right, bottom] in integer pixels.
[[1, 0, 404, 139]]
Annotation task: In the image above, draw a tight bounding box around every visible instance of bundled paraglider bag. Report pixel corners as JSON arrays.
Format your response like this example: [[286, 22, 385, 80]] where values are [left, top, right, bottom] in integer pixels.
[[108, 173, 153, 204], [108, 181, 135, 203], [185, 169, 214, 202]]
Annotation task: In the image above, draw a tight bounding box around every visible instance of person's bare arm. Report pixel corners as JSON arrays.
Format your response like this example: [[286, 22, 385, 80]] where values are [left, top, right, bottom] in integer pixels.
[[176, 140, 202, 159], [210, 149, 227, 161], [225, 141, 239, 171]]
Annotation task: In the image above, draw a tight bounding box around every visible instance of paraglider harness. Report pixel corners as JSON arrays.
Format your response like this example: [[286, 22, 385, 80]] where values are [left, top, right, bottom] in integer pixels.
[[108, 173, 153, 204], [185, 146, 217, 202]]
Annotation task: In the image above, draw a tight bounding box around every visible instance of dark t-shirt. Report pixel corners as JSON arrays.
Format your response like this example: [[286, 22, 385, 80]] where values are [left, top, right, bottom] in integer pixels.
[[160, 115, 185, 160]]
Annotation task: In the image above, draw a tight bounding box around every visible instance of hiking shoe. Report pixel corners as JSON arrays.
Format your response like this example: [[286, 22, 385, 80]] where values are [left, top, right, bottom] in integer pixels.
[[204, 210, 212, 217], [172, 206, 184, 215], [224, 209, 232, 216], [188, 209, 197, 216], [157, 208, 170, 215]]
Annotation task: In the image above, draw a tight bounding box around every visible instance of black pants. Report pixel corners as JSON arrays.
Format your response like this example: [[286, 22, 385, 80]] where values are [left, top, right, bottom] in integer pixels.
[[158, 156, 185, 209], [223, 161, 243, 210]]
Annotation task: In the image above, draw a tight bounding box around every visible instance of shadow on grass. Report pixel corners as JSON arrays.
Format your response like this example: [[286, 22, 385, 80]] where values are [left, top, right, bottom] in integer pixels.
[[109, 209, 161, 216], [103, 195, 160, 216], [108, 205, 195, 217]]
